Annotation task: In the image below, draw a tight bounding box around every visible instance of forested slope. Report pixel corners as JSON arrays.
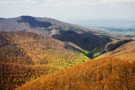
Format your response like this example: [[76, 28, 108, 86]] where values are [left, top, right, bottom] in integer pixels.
[[16, 57, 135, 90]]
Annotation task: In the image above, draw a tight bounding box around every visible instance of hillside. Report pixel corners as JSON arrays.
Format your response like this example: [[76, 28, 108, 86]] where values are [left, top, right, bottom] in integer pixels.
[[104, 39, 133, 51], [0, 62, 58, 90], [99, 40, 135, 62], [0, 31, 90, 90], [87, 39, 134, 59], [16, 57, 135, 90]]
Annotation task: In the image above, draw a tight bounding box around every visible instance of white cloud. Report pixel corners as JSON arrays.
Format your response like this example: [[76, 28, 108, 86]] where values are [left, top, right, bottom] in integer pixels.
[[42, 0, 135, 7], [0, 0, 21, 4], [0, 0, 135, 5], [100, 0, 135, 3], [24, 0, 36, 3], [0, 1, 9, 4], [0, 0, 36, 4], [42, 0, 100, 6]]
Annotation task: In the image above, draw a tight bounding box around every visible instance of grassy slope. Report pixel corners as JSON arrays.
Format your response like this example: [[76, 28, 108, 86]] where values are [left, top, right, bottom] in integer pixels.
[[0, 31, 89, 90], [16, 41, 135, 90]]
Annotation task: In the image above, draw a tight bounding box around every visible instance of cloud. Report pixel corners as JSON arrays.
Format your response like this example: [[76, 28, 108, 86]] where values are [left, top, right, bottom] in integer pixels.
[[1, 0, 134, 6], [0, 0, 36, 4], [24, 0, 36, 3], [100, 0, 135, 3], [0, 0, 21, 4], [42, 0, 135, 7], [42, 0, 100, 6]]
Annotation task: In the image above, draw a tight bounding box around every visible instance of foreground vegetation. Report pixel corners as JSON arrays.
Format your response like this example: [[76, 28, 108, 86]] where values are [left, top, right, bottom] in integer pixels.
[[16, 57, 135, 90], [0, 62, 60, 90]]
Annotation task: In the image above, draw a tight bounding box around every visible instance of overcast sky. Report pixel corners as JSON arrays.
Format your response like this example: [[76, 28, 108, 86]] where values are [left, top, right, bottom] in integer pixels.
[[0, 0, 135, 22]]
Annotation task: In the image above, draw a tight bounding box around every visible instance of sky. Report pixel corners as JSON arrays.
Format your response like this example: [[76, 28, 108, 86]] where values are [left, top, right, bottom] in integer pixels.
[[0, 0, 135, 22]]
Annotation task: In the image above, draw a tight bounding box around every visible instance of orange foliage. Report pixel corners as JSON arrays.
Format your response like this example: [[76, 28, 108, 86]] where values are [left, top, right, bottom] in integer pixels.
[[0, 62, 59, 90], [16, 57, 135, 90]]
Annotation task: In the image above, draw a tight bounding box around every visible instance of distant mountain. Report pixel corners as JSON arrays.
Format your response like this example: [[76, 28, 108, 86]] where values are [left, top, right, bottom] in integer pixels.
[[0, 16, 113, 52], [0, 15, 87, 35], [0, 18, 5, 21]]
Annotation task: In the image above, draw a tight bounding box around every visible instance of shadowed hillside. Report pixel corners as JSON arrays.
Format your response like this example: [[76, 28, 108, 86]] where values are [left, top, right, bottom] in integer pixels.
[[17, 16, 52, 28], [87, 39, 134, 59], [104, 39, 133, 51], [52, 30, 111, 51]]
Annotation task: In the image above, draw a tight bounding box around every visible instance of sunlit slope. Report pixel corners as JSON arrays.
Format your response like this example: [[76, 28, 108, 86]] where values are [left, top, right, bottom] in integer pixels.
[[16, 57, 135, 90]]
